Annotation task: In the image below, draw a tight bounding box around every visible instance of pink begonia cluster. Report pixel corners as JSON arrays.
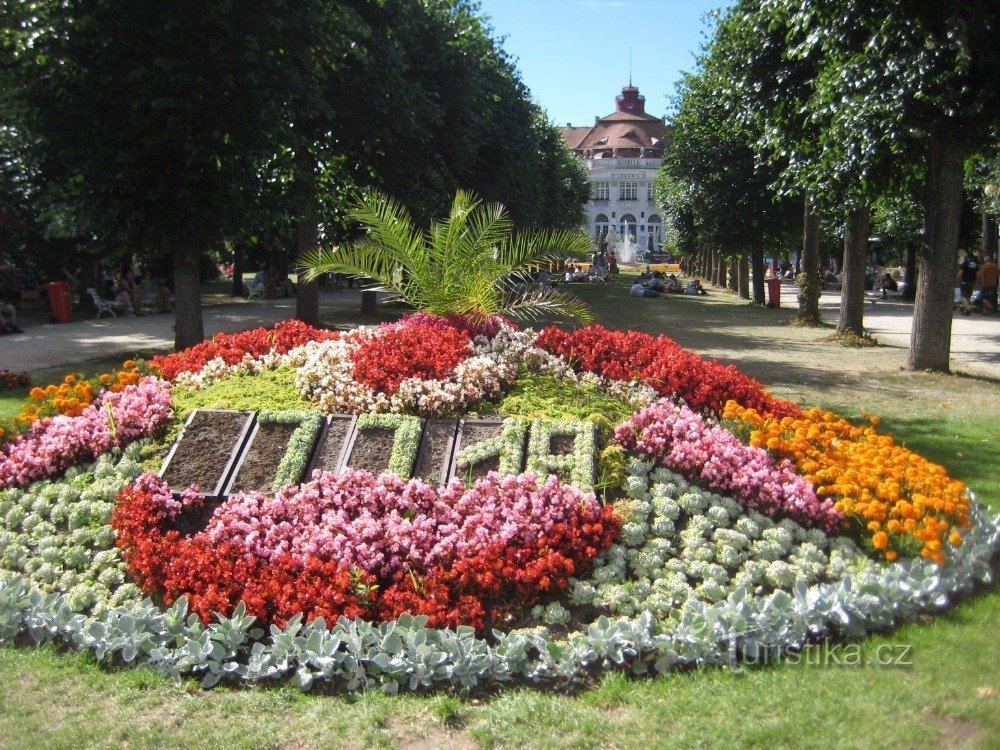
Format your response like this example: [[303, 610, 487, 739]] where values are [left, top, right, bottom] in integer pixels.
[[200, 469, 605, 579], [0, 377, 173, 490], [614, 399, 843, 532]]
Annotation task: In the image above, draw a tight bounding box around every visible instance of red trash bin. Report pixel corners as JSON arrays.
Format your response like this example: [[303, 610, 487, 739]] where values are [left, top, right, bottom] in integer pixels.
[[43, 281, 74, 323], [766, 278, 782, 309]]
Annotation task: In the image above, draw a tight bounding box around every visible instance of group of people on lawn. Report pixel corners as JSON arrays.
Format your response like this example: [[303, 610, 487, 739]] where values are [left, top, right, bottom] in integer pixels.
[[630, 269, 705, 299]]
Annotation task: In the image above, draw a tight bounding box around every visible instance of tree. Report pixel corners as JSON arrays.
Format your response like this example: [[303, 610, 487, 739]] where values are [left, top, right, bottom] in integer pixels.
[[1, 1, 318, 348], [742, 0, 1000, 369], [300, 189, 593, 323], [655, 11, 796, 305]]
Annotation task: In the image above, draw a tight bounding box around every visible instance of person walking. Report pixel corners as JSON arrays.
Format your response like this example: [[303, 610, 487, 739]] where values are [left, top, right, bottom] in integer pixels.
[[956, 249, 980, 316], [976, 255, 998, 314]]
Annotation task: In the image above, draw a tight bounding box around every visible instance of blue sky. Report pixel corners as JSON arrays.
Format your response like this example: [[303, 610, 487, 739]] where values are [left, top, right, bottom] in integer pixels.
[[476, 0, 730, 126]]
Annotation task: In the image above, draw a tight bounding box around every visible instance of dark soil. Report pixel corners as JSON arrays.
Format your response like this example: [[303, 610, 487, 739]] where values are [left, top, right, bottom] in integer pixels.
[[451, 420, 504, 483], [228, 422, 299, 494], [345, 426, 396, 476], [161, 410, 251, 495], [551, 433, 576, 456], [413, 419, 459, 486], [310, 416, 353, 475]]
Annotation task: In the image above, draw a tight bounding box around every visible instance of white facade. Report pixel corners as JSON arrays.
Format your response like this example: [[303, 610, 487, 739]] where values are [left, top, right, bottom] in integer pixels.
[[585, 157, 663, 254]]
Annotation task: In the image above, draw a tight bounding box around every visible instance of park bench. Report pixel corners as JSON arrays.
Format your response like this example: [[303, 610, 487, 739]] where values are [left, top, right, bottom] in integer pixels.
[[243, 280, 264, 301], [86, 287, 126, 318]]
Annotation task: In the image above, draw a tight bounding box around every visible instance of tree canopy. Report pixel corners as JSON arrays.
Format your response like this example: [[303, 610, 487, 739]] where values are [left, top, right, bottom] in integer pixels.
[[0, 0, 587, 347]]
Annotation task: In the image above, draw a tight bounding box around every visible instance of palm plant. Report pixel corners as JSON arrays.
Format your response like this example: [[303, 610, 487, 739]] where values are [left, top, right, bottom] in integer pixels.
[[299, 189, 594, 323]]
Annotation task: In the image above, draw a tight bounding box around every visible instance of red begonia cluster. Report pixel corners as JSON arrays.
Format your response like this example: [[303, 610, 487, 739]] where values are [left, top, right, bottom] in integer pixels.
[[401, 312, 515, 339], [149, 320, 339, 380], [535, 325, 800, 418], [351, 321, 473, 395]]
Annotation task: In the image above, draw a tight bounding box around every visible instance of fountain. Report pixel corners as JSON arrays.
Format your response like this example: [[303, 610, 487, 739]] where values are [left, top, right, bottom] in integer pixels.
[[615, 221, 639, 263]]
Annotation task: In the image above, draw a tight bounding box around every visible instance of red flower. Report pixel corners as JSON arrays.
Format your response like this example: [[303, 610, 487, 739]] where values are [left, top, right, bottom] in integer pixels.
[[351, 323, 472, 395], [535, 324, 800, 418]]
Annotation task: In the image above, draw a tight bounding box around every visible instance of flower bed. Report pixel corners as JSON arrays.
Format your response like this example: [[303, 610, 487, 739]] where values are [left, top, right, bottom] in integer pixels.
[[0, 314, 995, 694]]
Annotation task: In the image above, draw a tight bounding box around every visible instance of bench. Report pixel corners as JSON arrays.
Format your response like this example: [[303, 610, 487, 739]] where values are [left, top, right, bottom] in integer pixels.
[[87, 288, 126, 318], [244, 281, 264, 301]]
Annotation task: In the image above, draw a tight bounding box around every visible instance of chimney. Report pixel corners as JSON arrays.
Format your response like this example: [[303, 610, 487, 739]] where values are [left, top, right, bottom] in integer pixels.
[[595, 115, 599, 124]]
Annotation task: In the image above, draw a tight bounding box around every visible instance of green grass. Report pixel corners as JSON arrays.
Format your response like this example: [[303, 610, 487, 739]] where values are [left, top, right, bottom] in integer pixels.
[[1, 281, 998, 749]]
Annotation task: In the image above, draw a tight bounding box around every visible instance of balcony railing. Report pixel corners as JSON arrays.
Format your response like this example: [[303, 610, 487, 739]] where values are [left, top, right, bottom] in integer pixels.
[[586, 158, 661, 170]]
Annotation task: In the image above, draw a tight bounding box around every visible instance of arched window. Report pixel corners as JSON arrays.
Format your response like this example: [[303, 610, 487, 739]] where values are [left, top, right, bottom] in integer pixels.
[[620, 213, 637, 239]]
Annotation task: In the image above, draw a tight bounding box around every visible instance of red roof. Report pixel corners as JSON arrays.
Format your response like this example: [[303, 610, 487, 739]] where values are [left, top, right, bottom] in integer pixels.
[[558, 84, 671, 157]]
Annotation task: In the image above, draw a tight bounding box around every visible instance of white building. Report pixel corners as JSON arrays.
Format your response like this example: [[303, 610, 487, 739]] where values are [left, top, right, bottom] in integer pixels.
[[560, 84, 672, 256]]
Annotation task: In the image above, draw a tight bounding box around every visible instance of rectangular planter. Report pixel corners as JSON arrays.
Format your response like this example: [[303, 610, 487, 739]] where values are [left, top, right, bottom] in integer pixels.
[[447, 418, 507, 485], [159, 409, 256, 499], [221, 418, 304, 497], [342, 416, 425, 478], [413, 419, 459, 487], [304, 414, 357, 478]]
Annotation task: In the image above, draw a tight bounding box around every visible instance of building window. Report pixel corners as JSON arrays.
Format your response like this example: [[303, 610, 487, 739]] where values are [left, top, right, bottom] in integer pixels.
[[647, 184, 653, 201], [592, 181, 610, 200], [619, 181, 637, 201]]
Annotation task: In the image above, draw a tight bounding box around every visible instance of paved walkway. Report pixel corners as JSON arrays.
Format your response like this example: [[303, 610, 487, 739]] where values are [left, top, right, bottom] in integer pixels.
[[776, 284, 1000, 378], [1, 284, 997, 378], [0, 291, 374, 373]]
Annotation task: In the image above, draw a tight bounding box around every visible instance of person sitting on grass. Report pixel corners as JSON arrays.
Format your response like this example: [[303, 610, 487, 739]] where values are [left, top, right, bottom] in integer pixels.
[[648, 271, 667, 292], [638, 265, 653, 280], [0, 299, 24, 333], [665, 274, 682, 293], [630, 281, 661, 298], [685, 278, 707, 296], [588, 264, 611, 283]]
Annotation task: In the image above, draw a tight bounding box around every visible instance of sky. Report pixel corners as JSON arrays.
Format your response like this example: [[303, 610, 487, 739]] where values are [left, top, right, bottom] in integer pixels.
[[476, 0, 731, 127]]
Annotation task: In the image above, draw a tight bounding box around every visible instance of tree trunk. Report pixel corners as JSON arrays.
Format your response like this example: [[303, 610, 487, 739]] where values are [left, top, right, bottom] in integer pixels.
[[727, 256, 737, 291], [294, 150, 320, 325], [717, 254, 727, 288], [173, 252, 204, 351], [798, 198, 821, 324], [909, 136, 965, 372], [738, 255, 750, 299], [902, 244, 917, 301], [230, 243, 245, 297], [983, 212, 997, 259], [838, 204, 870, 335], [751, 237, 765, 304]]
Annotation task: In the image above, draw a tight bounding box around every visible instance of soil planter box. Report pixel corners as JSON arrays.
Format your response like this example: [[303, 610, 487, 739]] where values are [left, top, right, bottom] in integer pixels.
[[342, 414, 424, 478], [448, 418, 529, 485], [306, 414, 357, 478], [224, 420, 302, 496], [413, 419, 459, 487], [159, 409, 255, 499]]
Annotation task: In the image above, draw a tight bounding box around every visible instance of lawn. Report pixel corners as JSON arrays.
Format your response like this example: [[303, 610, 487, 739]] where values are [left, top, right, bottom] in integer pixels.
[[0, 278, 997, 749]]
